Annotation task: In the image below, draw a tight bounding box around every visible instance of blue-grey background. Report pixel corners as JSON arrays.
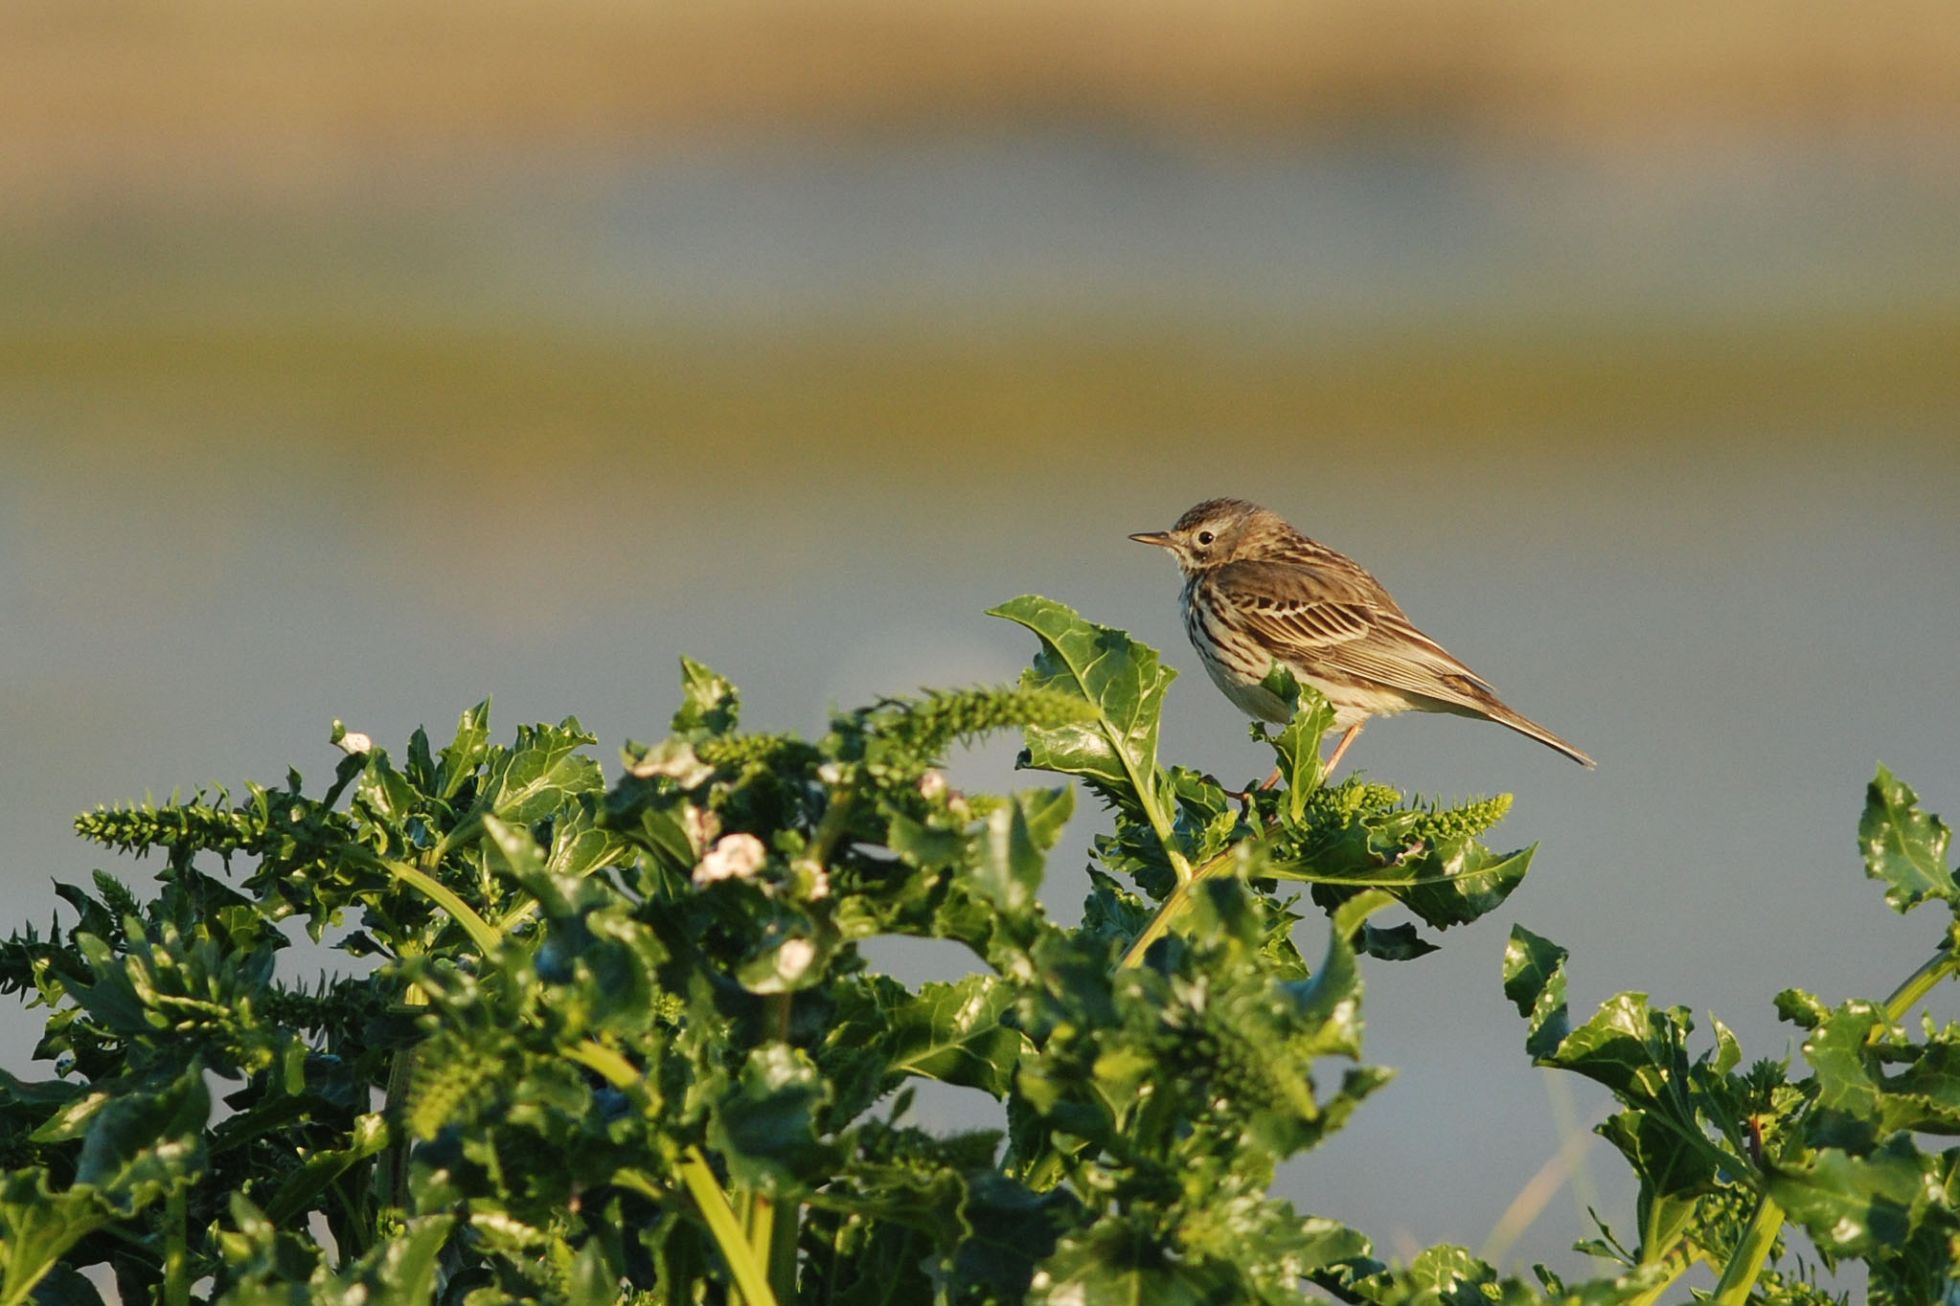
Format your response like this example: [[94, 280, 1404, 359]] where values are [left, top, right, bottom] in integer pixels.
[[4, 4, 1959, 1290]]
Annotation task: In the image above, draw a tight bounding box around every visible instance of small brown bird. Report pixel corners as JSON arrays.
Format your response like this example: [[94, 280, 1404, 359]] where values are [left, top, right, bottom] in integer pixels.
[[1131, 498, 1593, 771]]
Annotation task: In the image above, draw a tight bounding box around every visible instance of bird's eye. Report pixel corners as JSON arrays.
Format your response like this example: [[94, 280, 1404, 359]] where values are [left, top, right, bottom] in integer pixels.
[[1196, 531, 1215, 546]]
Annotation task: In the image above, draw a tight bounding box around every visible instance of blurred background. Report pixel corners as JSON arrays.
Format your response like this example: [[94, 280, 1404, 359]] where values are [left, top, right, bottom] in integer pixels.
[[5, 0, 1959, 1289]]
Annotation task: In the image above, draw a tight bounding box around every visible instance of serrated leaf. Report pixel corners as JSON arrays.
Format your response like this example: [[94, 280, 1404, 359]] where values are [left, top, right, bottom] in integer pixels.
[[1767, 1137, 1950, 1257], [0, 1171, 111, 1306], [1597, 1108, 1718, 1199], [972, 789, 1055, 917], [545, 800, 631, 880], [710, 1043, 836, 1191], [1260, 667, 1335, 820], [74, 1065, 209, 1216], [1861, 765, 1956, 913], [481, 719, 602, 824], [438, 700, 492, 800], [1503, 925, 1571, 1059], [1031, 1213, 1244, 1305], [989, 596, 1186, 876], [887, 975, 1025, 1098], [673, 656, 740, 735]]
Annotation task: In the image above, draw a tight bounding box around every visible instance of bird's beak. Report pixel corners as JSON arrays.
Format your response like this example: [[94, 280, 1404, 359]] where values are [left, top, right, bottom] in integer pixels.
[[1128, 530, 1174, 548]]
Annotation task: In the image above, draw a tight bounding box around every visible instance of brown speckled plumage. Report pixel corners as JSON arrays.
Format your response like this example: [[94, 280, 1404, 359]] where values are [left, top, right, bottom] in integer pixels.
[[1133, 498, 1593, 768]]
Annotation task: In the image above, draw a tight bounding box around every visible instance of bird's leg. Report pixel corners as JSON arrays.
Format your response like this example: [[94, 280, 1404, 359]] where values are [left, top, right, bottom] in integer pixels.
[[1323, 723, 1363, 777], [1261, 722, 1364, 790]]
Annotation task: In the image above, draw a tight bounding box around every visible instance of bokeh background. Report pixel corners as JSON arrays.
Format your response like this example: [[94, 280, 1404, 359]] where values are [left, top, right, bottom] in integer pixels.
[[6, 0, 1960, 1289]]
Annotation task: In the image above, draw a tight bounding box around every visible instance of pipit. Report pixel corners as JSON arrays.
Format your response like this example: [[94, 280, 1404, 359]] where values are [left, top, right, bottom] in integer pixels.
[[1132, 498, 1593, 773]]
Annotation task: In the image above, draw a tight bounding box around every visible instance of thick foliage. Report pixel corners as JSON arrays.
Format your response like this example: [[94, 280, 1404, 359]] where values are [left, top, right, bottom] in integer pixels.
[[0, 598, 1952, 1304]]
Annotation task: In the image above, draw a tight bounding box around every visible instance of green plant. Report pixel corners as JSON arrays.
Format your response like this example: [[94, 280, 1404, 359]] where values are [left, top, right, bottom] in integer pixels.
[[0, 596, 1952, 1303]]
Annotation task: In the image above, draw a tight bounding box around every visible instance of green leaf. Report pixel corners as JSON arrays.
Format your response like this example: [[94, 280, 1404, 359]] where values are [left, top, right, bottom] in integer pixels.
[[345, 1215, 457, 1300], [1503, 925, 1571, 1060], [74, 1064, 210, 1216], [1796, 998, 1960, 1143], [710, 1044, 836, 1191], [1767, 1137, 1951, 1257], [989, 595, 1189, 880], [886, 975, 1025, 1098], [972, 788, 1065, 918], [1861, 765, 1956, 913], [1031, 1213, 1243, 1305], [0, 1171, 111, 1306], [1260, 667, 1335, 821], [481, 719, 603, 824], [438, 699, 492, 799], [480, 812, 546, 880], [261, 1112, 391, 1224], [673, 656, 740, 735], [1401, 1245, 1502, 1298], [353, 747, 416, 836], [1597, 1108, 1718, 1200], [1266, 782, 1531, 943], [545, 799, 632, 880]]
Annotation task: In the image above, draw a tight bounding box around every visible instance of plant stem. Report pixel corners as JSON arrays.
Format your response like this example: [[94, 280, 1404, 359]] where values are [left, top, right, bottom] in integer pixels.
[[1882, 944, 1957, 1022], [1622, 1258, 1690, 1306], [753, 994, 800, 1304], [1710, 1195, 1780, 1306], [1706, 943, 1957, 1304], [162, 1187, 190, 1306], [567, 1042, 780, 1306], [373, 854, 502, 955], [678, 1147, 781, 1306], [1119, 845, 1237, 968], [745, 1192, 775, 1280], [380, 981, 431, 1212]]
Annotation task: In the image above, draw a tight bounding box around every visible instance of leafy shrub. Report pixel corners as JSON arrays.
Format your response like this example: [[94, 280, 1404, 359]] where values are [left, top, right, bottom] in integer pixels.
[[1, 597, 1955, 1304]]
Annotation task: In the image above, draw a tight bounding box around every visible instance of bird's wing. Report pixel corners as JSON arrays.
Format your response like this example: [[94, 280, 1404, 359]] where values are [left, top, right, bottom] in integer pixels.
[[1209, 558, 1497, 708]]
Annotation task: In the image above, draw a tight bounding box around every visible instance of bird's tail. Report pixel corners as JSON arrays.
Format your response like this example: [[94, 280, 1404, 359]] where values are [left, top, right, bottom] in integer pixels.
[[1479, 702, 1595, 769]]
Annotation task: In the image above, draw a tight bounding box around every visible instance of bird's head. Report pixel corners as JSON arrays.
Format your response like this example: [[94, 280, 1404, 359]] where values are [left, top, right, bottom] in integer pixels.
[[1129, 498, 1284, 573]]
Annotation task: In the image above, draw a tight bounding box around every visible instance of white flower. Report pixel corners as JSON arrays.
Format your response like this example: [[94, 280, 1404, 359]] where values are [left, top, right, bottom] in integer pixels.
[[627, 739, 713, 788], [334, 728, 373, 756], [918, 770, 948, 799], [775, 938, 817, 983], [806, 863, 831, 901], [693, 833, 767, 887]]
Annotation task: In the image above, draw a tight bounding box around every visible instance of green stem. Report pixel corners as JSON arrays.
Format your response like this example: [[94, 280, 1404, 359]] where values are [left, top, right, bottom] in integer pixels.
[[430, 811, 485, 865], [1119, 845, 1237, 968], [1710, 1195, 1780, 1306], [678, 1147, 781, 1306], [1706, 943, 1957, 1304], [380, 980, 431, 1211], [1622, 1258, 1690, 1306], [1882, 944, 1957, 1022], [765, 1200, 799, 1297], [565, 1042, 781, 1306], [564, 1039, 640, 1089], [744, 1191, 775, 1279], [162, 1187, 190, 1306], [372, 854, 502, 955], [750, 993, 799, 1302], [743, 1191, 799, 1302]]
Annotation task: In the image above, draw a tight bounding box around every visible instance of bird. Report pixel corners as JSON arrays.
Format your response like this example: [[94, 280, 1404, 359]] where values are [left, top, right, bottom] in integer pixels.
[[1130, 498, 1593, 773]]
